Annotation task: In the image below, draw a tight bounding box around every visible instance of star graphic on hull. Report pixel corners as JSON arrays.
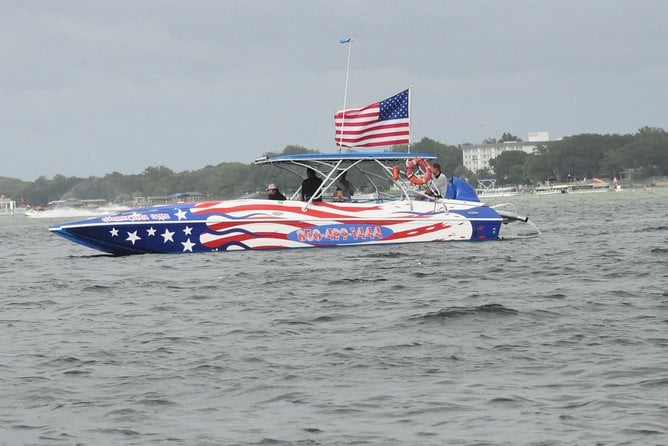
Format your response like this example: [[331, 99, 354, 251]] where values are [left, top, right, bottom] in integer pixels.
[[147, 227, 157, 236], [161, 228, 175, 243], [174, 209, 188, 220], [183, 225, 193, 235], [126, 231, 141, 245], [110, 228, 119, 237], [181, 238, 195, 252]]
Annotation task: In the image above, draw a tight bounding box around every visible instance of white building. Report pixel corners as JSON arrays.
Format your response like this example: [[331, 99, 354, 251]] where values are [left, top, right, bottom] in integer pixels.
[[462, 132, 550, 173]]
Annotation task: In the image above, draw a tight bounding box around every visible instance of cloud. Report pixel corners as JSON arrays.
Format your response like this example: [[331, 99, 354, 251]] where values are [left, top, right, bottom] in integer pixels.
[[1, 0, 666, 180]]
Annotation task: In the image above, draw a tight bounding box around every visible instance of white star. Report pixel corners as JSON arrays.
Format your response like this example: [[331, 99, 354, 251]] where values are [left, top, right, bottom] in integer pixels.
[[174, 208, 188, 220], [181, 238, 195, 252], [110, 227, 119, 237], [161, 228, 175, 243], [147, 227, 157, 236], [183, 225, 193, 235], [126, 231, 141, 245]]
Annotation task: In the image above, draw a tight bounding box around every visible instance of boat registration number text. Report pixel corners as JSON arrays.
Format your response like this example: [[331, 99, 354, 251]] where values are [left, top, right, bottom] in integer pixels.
[[289, 224, 392, 244]]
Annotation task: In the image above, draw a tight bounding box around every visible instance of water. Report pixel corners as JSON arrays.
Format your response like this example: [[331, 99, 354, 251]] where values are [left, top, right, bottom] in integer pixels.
[[1, 189, 667, 445]]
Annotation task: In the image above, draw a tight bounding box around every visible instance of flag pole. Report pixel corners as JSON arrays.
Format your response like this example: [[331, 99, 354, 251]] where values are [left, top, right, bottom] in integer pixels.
[[339, 38, 353, 152], [407, 85, 412, 153]]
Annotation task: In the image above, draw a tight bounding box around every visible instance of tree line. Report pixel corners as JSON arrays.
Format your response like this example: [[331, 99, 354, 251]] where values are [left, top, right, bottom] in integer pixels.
[[1, 127, 665, 206], [487, 127, 667, 185]]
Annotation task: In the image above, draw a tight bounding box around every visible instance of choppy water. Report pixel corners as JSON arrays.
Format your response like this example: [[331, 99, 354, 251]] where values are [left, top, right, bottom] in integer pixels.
[[1, 189, 667, 445]]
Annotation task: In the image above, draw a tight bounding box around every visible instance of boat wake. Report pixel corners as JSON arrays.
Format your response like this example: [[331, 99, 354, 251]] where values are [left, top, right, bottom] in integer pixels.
[[26, 206, 129, 219]]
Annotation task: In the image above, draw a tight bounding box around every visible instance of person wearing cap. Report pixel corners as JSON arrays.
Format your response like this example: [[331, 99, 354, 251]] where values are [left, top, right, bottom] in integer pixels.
[[266, 183, 286, 200]]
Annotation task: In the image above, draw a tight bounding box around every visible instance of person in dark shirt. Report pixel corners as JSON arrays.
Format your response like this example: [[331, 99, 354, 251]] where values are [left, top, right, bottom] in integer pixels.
[[301, 168, 323, 201], [266, 183, 287, 200]]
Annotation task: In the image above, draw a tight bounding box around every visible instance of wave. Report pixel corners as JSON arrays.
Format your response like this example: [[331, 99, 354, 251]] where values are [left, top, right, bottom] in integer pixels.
[[633, 225, 668, 232], [409, 303, 519, 323]]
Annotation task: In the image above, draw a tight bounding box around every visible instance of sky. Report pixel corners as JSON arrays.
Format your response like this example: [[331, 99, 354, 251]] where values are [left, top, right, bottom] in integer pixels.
[[2, 0, 667, 181]]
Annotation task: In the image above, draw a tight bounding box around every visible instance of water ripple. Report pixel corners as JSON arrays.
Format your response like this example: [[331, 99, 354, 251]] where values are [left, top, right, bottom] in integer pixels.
[[2, 190, 668, 445]]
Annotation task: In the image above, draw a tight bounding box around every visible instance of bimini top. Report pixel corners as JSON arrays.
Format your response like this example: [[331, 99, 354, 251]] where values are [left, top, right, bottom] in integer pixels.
[[253, 151, 441, 205], [255, 151, 436, 164]]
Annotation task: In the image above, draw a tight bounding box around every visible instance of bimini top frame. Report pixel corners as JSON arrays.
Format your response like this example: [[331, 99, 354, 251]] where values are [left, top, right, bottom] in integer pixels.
[[254, 152, 437, 206]]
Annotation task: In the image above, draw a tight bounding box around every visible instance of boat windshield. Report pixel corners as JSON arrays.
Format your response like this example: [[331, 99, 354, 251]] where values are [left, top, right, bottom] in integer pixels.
[[254, 152, 437, 205]]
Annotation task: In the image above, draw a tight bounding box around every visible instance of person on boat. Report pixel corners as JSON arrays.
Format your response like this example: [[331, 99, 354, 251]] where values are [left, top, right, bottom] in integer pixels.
[[334, 172, 354, 200], [301, 168, 323, 201], [266, 183, 287, 200], [332, 187, 346, 202], [425, 163, 447, 198]]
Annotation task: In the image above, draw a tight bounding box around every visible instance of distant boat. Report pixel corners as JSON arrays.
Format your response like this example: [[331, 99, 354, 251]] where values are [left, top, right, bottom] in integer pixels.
[[0, 196, 16, 216], [532, 181, 569, 194], [532, 178, 613, 195], [569, 179, 611, 194], [476, 179, 518, 198], [569, 184, 610, 193]]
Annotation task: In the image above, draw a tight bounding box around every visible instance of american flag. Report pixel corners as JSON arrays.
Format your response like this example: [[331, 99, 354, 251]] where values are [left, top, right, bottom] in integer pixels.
[[334, 89, 410, 148]]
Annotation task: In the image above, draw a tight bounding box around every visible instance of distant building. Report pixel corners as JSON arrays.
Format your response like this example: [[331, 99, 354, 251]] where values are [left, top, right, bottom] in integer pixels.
[[462, 132, 550, 173]]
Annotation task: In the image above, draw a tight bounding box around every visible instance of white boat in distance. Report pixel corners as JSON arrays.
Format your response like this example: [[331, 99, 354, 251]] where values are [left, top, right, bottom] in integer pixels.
[[532, 179, 612, 195], [532, 181, 569, 194], [476, 179, 518, 198], [0, 196, 16, 215], [49, 152, 530, 255]]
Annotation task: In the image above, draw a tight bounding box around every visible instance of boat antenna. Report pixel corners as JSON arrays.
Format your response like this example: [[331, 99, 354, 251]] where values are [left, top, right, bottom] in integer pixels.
[[339, 38, 353, 153]]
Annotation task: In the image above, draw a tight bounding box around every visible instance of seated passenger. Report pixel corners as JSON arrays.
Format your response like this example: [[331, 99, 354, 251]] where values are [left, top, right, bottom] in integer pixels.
[[266, 183, 287, 200], [334, 172, 354, 200], [333, 188, 346, 202]]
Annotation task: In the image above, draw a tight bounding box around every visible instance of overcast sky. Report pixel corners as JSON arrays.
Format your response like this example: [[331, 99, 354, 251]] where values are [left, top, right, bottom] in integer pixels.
[[2, 0, 666, 180]]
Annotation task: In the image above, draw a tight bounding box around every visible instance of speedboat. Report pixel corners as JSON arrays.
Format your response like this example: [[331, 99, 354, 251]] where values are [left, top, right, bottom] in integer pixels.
[[49, 152, 530, 255]]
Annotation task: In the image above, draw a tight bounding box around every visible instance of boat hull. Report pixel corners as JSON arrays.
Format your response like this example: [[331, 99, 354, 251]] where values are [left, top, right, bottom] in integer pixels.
[[49, 199, 503, 255]]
